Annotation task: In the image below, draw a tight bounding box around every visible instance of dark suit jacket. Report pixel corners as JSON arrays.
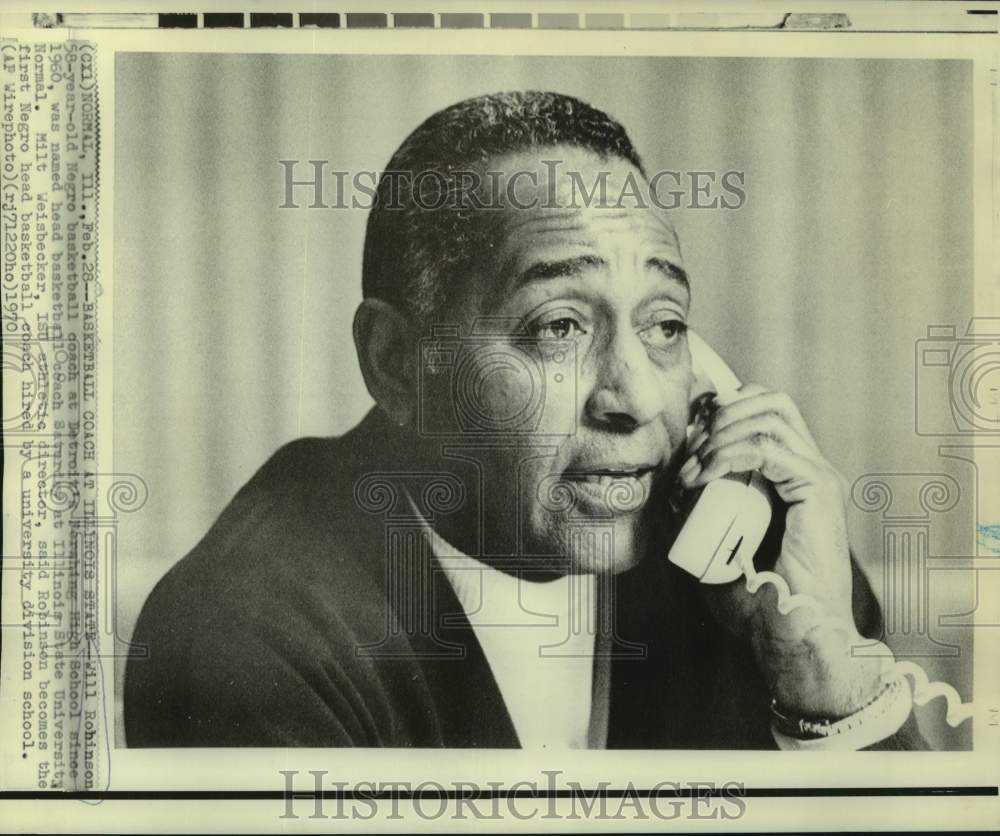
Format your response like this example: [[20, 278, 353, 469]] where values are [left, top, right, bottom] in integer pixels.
[[124, 409, 927, 749]]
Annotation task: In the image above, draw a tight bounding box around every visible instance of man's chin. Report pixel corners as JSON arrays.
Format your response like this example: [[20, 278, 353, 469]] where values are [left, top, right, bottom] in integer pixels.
[[527, 512, 650, 575]]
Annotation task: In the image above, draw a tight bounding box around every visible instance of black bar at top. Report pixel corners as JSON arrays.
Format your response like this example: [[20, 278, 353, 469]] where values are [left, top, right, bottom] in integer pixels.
[[250, 13, 293, 28], [440, 13, 483, 28], [203, 12, 244, 28], [490, 13, 532, 28], [158, 13, 197, 28], [0, 787, 995, 801], [393, 13, 434, 28], [538, 13, 579, 29], [346, 12, 387, 28], [299, 13, 340, 28]]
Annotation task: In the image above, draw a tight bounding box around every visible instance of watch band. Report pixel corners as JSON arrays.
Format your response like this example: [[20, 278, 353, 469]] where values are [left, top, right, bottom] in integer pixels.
[[770, 674, 914, 751]]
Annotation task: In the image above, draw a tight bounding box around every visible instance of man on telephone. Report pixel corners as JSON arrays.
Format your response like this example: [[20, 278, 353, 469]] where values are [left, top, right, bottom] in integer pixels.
[[126, 91, 929, 749]]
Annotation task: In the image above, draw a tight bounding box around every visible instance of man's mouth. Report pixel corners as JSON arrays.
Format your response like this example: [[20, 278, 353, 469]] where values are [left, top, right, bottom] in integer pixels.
[[559, 466, 658, 513], [566, 466, 656, 486]]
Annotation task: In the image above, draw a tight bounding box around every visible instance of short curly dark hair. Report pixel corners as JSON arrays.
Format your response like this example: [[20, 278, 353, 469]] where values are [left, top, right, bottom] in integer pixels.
[[361, 91, 645, 326]]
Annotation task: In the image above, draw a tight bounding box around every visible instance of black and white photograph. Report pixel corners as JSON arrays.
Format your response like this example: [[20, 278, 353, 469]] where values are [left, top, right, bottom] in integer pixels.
[[1, 2, 998, 832], [115, 52, 978, 752]]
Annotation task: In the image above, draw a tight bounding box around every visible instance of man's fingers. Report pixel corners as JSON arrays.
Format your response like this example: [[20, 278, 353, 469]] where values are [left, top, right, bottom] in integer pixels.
[[683, 435, 831, 504], [680, 382, 845, 506], [692, 412, 818, 462], [717, 382, 770, 402], [709, 389, 819, 452]]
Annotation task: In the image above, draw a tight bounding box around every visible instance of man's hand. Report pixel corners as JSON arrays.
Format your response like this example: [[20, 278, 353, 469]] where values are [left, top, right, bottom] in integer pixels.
[[678, 384, 887, 719]]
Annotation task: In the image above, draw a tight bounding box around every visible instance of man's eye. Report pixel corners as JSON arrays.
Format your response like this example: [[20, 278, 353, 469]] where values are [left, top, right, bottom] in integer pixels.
[[640, 319, 687, 348], [533, 317, 586, 340]]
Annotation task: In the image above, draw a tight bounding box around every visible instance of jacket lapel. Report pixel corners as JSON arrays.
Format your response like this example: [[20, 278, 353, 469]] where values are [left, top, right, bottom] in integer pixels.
[[344, 410, 520, 747]]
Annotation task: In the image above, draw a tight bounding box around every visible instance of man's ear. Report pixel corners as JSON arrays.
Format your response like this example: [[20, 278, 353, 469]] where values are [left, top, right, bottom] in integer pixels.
[[353, 298, 417, 428]]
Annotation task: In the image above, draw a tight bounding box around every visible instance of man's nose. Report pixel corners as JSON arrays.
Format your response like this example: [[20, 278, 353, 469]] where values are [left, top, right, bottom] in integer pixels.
[[584, 327, 670, 433]]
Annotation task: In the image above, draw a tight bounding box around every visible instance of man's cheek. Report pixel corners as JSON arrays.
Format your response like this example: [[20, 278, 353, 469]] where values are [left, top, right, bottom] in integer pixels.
[[533, 387, 580, 437], [467, 348, 577, 436], [529, 348, 581, 437]]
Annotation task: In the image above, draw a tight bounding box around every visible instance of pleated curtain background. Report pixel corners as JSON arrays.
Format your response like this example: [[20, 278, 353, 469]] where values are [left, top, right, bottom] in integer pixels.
[[114, 54, 975, 748]]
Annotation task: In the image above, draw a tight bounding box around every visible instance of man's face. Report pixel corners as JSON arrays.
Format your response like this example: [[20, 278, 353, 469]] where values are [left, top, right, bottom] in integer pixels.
[[417, 147, 693, 574]]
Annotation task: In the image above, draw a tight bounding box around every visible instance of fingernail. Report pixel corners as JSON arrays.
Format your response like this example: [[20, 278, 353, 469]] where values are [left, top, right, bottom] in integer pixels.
[[690, 431, 707, 453], [679, 455, 701, 483]]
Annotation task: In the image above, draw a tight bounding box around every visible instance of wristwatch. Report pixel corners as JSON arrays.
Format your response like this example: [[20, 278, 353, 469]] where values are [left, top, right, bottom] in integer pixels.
[[769, 674, 914, 751]]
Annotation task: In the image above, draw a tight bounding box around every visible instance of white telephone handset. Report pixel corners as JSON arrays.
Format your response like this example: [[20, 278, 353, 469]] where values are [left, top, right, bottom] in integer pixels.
[[667, 332, 773, 584]]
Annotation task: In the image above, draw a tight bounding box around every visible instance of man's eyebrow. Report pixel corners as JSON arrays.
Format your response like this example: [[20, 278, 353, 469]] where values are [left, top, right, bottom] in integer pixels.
[[507, 254, 690, 296], [647, 257, 690, 290], [516, 255, 606, 286]]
